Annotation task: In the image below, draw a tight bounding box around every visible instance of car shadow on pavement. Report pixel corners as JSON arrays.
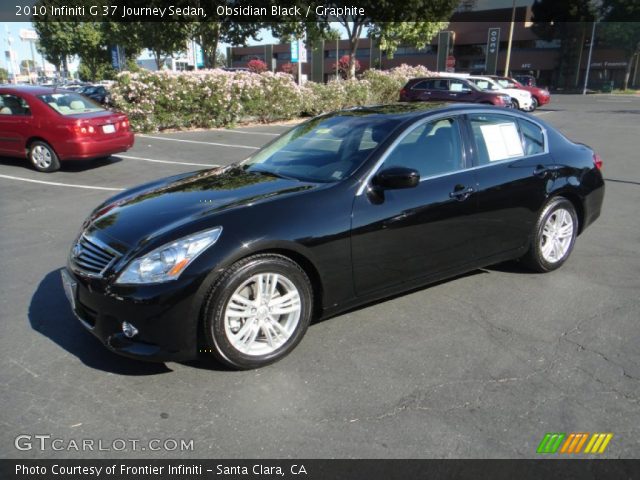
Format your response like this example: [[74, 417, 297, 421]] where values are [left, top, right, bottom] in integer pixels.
[[0, 155, 122, 172], [28, 269, 172, 375]]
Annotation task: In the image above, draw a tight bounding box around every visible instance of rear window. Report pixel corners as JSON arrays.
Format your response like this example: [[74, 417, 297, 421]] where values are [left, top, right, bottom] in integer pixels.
[[37, 92, 104, 115]]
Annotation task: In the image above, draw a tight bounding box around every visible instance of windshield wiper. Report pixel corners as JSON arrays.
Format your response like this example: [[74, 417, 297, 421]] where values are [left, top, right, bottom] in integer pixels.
[[248, 168, 297, 181]]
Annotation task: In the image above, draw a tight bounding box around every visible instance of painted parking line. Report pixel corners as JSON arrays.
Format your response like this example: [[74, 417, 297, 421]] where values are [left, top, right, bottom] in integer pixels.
[[226, 129, 280, 136], [0, 174, 124, 191], [138, 134, 259, 150], [118, 154, 219, 168]]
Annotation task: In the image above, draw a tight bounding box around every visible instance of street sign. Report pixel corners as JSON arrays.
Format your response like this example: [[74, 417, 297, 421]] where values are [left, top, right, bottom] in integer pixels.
[[110, 45, 124, 70], [486, 28, 501, 75], [19, 29, 37, 41], [437, 31, 454, 71]]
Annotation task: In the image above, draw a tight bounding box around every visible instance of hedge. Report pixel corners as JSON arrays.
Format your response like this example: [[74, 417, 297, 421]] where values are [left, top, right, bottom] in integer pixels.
[[110, 65, 436, 132]]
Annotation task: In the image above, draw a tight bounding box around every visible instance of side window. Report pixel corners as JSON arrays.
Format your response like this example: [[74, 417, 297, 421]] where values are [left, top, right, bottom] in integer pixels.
[[518, 118, 545, 156], [382, 117, 464, 178], [411, 80, 433, 90], [469, 114, 525, 165], [0, 94, 31, 116]]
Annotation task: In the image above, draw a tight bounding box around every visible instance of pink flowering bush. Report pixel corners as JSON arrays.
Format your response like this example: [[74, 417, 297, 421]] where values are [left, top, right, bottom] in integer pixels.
[[110, 64, 436, 132], [247, 59, 268, 73]]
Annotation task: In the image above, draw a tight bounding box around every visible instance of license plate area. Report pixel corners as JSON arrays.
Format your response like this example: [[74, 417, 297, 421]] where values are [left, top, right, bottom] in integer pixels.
[[61, 269, 77, 312], [102, 124, 116, 134]]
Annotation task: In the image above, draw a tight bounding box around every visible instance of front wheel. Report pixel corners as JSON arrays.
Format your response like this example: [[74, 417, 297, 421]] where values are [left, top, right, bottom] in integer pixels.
[[522, 197, 578, 272], [203, 254, 313, 370], [512, 99, 520, 110], [532, 97, 539, 110], [29, 141, 60, 172]]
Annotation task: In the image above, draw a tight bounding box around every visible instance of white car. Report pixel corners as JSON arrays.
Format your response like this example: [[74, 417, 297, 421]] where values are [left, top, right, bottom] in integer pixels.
[[467, 76, 535, 111]]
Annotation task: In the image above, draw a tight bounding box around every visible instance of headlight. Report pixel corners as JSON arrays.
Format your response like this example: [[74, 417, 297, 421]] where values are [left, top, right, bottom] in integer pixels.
[[115, 227, 222, 284]]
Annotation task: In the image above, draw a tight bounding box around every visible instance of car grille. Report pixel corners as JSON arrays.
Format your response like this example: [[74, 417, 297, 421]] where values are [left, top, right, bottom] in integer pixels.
[[70, 234, 121, 278]]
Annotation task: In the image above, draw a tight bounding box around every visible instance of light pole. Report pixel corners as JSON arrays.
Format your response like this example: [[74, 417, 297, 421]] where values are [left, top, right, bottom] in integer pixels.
[[583, 20, 597, 95], [503, 0, 517, 76]]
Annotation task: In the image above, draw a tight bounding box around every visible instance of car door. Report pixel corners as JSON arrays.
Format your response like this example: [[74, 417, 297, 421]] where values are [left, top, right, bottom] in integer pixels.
[[466, 112, 556, 259], [351, 115, 481, 296], [0, 93, 32, 156], [446, 79, 481, 104]]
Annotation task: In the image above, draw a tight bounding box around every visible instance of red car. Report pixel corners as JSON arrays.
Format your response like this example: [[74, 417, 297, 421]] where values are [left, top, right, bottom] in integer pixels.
[[489, 76, 551, 109], [400, 77, 512, 107], [0, 85, 134, 172]]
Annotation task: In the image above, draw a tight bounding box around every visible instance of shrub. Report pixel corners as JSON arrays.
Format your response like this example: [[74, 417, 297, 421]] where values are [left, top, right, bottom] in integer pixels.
[[247, 59, 268, 73], [110, 64, 436, 132]]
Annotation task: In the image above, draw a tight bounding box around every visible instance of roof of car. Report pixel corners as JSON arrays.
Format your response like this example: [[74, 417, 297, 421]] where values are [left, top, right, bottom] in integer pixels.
[[0, 84, 77, 95], [328, 102, 509, 122]]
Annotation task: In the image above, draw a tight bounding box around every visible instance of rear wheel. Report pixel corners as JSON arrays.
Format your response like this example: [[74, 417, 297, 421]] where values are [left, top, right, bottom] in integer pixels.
[[522, 197, 578, 272], [203, 254, 313, 370], [29, 141, 60, 172]]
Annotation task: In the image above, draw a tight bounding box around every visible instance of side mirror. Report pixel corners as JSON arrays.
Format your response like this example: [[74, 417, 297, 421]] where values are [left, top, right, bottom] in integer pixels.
[[373, 167, 420, 190]]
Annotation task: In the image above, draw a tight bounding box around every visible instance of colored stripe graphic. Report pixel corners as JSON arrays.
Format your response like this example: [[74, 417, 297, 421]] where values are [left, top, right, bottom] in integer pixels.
[[584, 433, 614, 454], [560, 433, 589, 453], [537, 433, 566, 454]]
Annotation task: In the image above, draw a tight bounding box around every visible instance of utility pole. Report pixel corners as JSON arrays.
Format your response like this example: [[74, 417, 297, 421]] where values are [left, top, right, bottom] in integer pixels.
[[504, 0, 516, 76], [583, 20, 597, 95]]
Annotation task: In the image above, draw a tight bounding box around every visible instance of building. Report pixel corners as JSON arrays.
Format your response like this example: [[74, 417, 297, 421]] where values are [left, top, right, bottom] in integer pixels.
[[227, 6, 638, 90]]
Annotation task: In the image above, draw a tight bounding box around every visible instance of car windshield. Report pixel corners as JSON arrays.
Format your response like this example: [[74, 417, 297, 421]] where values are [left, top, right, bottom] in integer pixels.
[[37, 92, 104, 115], [81, 86, 99, 94], [241, 114, 399, 183]]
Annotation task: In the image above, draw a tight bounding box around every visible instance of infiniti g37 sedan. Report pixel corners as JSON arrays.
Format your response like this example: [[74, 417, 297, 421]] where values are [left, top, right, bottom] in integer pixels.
[[62, 103, 604, 369]]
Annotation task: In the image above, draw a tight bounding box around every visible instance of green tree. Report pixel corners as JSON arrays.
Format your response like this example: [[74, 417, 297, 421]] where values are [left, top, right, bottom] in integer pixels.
[[0, 68, 8, 83], [599, 0, 640, 90], [20, 60, 36, 75], [531, 0, 597, 88], [192, 22, 262, 69], [129, 22, 190, 69], [271, 1, 459, 79]]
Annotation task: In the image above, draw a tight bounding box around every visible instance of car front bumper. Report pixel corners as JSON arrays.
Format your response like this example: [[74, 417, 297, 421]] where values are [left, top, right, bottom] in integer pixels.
[[61, 267, 200, 362]]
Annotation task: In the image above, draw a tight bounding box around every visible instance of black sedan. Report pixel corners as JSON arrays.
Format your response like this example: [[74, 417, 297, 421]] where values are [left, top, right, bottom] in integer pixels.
[[62, 103, 604, 369]]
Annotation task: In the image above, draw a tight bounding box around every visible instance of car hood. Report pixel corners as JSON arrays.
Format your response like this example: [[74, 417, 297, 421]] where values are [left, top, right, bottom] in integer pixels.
[[84, 166, 318, 249]]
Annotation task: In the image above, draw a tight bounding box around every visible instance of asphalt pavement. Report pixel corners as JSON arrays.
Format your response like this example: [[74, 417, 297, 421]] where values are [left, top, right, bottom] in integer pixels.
[[0, 95, 638, 459]]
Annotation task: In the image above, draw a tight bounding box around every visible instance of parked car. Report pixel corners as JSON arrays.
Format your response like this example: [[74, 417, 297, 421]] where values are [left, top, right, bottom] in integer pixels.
[[400, 77, 513, 107], [490, 75, 551, 109], [466, 75, 535, 111], [80, 84, 110, 105], [0, 85, 133, 172], [62, 103, 604, 369], [514, 74, 537, 87]]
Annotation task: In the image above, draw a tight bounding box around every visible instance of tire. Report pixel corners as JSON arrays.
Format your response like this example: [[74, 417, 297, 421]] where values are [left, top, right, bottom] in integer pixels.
[[29, 141, 60, 172], [512, 99, 520, 110], [532, 97, 539, 110], [203, 254, 313, 370], [522, 197, 578, 273]]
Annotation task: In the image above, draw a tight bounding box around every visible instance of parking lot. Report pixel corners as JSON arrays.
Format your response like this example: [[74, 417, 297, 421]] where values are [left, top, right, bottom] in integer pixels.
[[1, 94, 638, 459]]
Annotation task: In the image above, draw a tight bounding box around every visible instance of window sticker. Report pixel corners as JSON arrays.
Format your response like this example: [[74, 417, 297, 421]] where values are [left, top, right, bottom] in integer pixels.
[[479, 122, 524, 161], [450, 82, 464, 92]]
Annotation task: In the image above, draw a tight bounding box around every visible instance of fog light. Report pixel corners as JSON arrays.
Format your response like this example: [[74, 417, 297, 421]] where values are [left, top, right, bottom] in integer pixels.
[[121, 322, 139, 338]]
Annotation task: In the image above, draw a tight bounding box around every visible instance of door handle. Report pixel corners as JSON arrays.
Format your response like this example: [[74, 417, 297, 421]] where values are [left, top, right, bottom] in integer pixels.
[[449, 186, 475, 201]]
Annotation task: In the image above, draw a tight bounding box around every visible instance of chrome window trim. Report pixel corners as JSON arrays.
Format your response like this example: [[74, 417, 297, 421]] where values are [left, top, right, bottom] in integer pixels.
[[355, 108, 548, 196]]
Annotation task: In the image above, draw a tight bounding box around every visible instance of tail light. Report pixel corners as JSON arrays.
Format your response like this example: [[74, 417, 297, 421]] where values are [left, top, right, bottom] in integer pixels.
[[70, 124, 96, 135], [593, 153, 603, 170], [400, 88, 407, 98], [121, 119, 129, 130]]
